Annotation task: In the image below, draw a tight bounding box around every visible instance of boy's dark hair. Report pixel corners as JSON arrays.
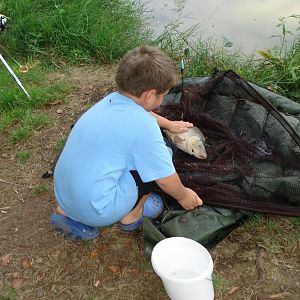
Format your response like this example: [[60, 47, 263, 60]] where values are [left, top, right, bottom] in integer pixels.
[[115, 45, 178, 97]]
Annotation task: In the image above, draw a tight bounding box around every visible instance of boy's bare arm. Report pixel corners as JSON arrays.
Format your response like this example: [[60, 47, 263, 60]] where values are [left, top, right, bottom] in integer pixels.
[[155, 173, 203, 210], [150, 112, 193, 133]]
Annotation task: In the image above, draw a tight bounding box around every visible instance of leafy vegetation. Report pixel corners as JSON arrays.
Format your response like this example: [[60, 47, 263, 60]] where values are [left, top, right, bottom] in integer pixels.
[[0, 0, 151, 63], [53, 136, 67, 153], [156, 15, 300, 102], [15, 150, 31, 163], [31, 183, 49, 196], [0, 62, 71, 140]]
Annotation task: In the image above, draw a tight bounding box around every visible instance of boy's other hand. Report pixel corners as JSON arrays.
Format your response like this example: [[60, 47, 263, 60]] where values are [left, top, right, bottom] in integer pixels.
[[177, 188, 203, 210], [168, 121, 193, 133]]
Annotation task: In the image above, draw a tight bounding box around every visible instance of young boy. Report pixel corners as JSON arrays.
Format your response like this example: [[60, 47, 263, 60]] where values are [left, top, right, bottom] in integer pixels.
[[50, 45, 203, 240]]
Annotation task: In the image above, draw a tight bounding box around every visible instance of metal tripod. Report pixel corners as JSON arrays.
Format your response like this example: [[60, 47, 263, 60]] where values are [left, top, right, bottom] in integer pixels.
[[0, 52, 31, 98], [0, 14, 30, 98]]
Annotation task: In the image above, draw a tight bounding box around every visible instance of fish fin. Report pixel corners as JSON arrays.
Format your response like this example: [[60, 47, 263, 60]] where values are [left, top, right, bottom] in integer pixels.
[[174, 135, 185, 143]]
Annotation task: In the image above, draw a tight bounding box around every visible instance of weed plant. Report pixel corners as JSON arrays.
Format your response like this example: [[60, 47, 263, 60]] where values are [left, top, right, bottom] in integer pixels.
[[156, 16, 300, 102], [0, 62, 71, 141], [16, 150, 31, 163], [0, 0, 151, 63]]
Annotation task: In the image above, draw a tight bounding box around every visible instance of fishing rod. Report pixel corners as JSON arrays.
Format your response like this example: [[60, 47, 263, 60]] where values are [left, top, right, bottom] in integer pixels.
[[180, 59, 185, 86], [0, 14, 31, 99]]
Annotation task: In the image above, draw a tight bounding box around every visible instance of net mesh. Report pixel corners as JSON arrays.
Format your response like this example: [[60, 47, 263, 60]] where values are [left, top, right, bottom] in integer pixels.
[[156, 70, 300, 216]]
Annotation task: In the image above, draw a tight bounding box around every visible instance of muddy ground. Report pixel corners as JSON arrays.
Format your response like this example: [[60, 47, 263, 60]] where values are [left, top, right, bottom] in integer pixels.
[[0, 65, 299, 300]]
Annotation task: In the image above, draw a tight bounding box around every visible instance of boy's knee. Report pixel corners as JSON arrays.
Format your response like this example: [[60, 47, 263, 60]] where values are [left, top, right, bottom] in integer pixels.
[[167, 146, 173, 157], [55, 205, 66, 216]]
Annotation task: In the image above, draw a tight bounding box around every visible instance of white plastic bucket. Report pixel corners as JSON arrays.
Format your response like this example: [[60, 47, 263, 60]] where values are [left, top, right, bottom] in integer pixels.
[[151, 237, 214, 300]]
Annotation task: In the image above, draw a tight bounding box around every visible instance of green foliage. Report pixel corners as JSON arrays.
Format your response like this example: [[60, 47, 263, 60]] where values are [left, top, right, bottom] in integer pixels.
[[15, 150, 31, 163], [290, 217, 300, 227], [212, 274, 233, 292], [256, 15, 300, 101], [0, 61, 71, 143], [0, 62, 71, 114], [139, 259, 152, 271], [243, 216, 300, 254], [9, 126, 31, 143], [32, 183, 49, 196], [0, 0, 152, 63], [156, 15, 300, 102], [22, 112, 51, 128], [0, 287, 17, 300], [242, 214, 264, 230], [6, 110, 51, 143], [53, 136, 67, 153]]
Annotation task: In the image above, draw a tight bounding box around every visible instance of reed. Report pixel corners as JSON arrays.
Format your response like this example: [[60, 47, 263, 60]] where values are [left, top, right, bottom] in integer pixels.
[[156, 16, 300, 102]]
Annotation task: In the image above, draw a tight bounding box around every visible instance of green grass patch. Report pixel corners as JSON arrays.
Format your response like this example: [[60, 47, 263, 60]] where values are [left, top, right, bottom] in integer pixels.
[[241, 214, 264, 231], [290, 216, 300, 227], [22, 112, 51, 128], [241, 215, 300, 255], [139, 259, 152, 271], [212, 273, 233, 292], [0, 0, 152, 63], [0, 287, 17, 300], [7, 111, 51, 143], [0, 62, 72, 143], [53, 136, 67, 153], [31, 183, 49, 196], [9, 126, 31, 143], [15, 150, 31, 163], [0, 62, 71, 114]]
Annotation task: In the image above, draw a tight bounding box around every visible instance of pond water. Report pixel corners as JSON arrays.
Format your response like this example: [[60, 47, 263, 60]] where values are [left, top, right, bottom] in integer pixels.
[[142, 0, 300, 54]]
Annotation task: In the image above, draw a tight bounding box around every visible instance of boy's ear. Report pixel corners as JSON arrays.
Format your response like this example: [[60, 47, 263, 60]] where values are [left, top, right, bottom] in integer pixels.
[[142, 89, 157, 103]]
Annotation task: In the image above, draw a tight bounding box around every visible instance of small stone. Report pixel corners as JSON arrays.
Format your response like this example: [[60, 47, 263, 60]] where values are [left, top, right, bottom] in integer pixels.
[[36, 287, 45, 297], [12, 278, 24, 289], [36, 258, 43, 263], [56, 108, 63, 114]]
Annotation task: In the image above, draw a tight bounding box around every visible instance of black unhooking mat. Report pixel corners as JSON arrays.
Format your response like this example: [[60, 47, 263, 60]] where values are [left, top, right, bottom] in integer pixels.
[[143, 70, 300, 256]]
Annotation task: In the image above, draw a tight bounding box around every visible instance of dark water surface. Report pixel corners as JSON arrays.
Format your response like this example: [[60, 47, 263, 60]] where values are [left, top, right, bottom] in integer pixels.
[[143, 0, 300, 53]]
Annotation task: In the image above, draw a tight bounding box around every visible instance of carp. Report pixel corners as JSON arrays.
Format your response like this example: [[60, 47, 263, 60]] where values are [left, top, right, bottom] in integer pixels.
[[164, 126, 207, 159]]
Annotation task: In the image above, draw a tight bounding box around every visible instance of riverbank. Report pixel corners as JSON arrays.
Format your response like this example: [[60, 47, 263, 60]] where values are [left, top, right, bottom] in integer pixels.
[[1, 64, 299, 300], [1, 2, 300, 299]]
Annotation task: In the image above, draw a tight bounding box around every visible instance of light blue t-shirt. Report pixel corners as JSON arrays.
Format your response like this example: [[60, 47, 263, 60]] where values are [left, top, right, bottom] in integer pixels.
[[54, 92, 175, 226]]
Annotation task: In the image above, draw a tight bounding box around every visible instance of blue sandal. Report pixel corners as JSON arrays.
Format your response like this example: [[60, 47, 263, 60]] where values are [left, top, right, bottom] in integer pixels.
[[50, 213, 99, 240], [120, 192, 164, 231]]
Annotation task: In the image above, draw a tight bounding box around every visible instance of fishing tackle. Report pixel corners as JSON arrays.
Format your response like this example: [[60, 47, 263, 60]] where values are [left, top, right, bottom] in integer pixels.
[[0, 14, 7, 31], [180, 59, 185, 85], [0, 14, 31, 98]]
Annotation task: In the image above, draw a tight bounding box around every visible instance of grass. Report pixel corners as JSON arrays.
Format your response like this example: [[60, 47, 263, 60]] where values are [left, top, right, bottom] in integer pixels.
[[53, 136, 67, 153], [240, 215, 300, 255], [9, 127, 31, 144], [156, 15, 300, 102], [0, 61, 72, 142], [0, 0, 152, 63], [212, 273, 234, 294], [7, 112, 51, 143], [31, 183, 49, 196], [139, 259, 152, 271], [15, 150, 31, 163], [0, 287, 17, 300]]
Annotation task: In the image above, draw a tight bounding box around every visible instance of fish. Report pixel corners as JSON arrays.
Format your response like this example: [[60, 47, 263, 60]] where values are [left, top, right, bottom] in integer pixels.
[[164, 126, 207, 159]]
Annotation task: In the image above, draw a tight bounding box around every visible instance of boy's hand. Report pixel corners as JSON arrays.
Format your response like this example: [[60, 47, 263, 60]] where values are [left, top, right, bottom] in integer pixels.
[[177, 188, 203, 210], [168, 121, 193, 133], [155, 173, 203, 210]]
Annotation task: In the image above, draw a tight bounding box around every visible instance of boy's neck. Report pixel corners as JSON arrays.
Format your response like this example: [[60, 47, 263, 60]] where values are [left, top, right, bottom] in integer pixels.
[[120, 91, 142, 104], [119, 90, 151, 111]]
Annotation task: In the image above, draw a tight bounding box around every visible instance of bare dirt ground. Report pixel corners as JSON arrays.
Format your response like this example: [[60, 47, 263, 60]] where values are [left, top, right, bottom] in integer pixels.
[[0, 65, 299, 300]]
